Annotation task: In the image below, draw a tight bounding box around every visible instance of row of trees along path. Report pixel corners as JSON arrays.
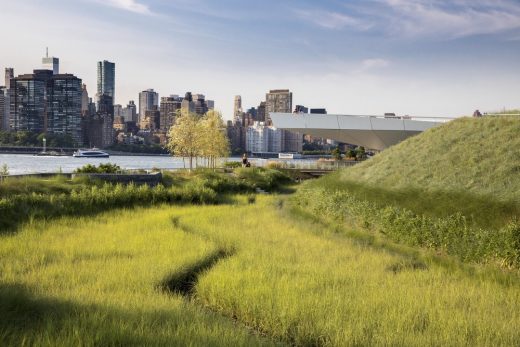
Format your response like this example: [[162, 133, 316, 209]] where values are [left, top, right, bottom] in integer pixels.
[[166, 110, 229, 171]]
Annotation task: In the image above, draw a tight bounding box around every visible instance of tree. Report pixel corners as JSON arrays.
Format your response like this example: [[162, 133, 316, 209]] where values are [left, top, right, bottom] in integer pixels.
[[166, 111, 201, 171], [355, 146, 366, 161], [199, 110, 230, 169], [332, 147, 342, 161]]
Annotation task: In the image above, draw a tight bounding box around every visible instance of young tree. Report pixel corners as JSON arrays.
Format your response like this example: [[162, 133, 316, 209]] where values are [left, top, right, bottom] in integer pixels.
[[332, 147, 342, 161], [355, 146, 366, 161], [199, 110, 230, 169], [166, 111, 201, 171]]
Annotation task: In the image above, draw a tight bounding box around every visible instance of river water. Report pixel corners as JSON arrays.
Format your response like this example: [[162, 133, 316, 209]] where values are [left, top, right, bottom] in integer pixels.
[[0, 154, 221, 175]]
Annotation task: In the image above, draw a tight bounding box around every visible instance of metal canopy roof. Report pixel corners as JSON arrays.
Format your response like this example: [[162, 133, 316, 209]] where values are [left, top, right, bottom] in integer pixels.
[[270, 113, 450, 150]]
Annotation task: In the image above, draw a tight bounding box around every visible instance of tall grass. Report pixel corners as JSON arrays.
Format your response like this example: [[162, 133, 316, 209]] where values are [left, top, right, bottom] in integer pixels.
[[341, 116, 520, 202], [177, 197, 520, 346], [292, 184, 520, 268], [0, 208, 276, 346], [2, 197, 520, 345], [0, 169, 292, 233]]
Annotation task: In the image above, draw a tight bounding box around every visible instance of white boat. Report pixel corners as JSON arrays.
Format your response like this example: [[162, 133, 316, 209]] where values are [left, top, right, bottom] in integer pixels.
[[73, 148, 110, 158]]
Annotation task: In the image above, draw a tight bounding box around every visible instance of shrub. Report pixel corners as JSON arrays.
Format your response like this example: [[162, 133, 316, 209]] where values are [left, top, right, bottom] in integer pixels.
[[292, 186, 520, 268], [74, 163, 122, 174], [224, 161, 242, 168]]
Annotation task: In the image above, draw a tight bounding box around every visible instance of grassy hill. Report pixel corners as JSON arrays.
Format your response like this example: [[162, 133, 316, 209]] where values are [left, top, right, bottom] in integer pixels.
[[342, 116, 520, 201], [294, 116, 520, 267]]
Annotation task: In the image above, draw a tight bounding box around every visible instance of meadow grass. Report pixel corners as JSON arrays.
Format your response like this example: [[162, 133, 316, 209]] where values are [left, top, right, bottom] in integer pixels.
[[171, 197, 520, 346], [0, 207, 277, 346], [341, 116, 520, 202], [3, 195, 520, 346]]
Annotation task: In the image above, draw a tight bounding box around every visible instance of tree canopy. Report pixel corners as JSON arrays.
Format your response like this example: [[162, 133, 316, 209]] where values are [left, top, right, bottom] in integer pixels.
[[166, 110, 229, 171]]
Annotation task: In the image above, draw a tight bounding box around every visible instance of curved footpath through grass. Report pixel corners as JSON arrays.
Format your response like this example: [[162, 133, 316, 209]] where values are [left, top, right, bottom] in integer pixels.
[[1, 194, 520, 346]]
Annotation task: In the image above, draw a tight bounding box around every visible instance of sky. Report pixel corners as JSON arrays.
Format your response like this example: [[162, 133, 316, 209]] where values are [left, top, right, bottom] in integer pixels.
[[1, 0, 519, 120]]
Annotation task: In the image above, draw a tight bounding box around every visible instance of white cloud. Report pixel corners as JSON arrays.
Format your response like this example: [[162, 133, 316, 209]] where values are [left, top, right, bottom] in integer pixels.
[[294, 9, 372, 31], [375, 0, 520, 39], [361, 58, 390, 70], [96, 0, 152, 15]]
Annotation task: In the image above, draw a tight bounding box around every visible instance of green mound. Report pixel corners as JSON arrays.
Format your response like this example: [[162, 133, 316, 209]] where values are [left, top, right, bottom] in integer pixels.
[[342, 116, 520, 201]]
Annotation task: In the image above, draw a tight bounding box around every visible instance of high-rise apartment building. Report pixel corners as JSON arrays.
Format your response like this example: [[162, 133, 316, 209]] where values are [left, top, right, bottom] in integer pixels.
[[47, 74, 83, 144], [257, 102, 266, 123], [246, 121, 283, 153], [265, 89, 302, 152], [97, 60, 115, 105], [138, 89, 158, 124], [160, 95, 182, 131], [124, 100, 137, 123], [3, 68, 14, 130], [9, 70, 52, 133], [5, 68, 13, 89], [234, 95, 242, 120], [42, 48, 59, 74], [81, 84, 89, 115], [9, 70, 83, 144], [265, 89, 292, 124], [0, 87, 5, 131]]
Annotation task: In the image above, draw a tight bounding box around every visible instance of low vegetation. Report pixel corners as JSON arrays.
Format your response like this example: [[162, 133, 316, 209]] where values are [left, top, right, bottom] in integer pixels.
[[73, 163, 122, 173], [293, 116, 520, 268], [0, 167, 291, 233], [341, 116, 520, 201], [2, 196, 520, 346]]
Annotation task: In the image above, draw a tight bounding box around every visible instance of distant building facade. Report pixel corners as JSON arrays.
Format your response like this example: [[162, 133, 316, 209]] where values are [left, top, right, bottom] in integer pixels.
[[42, 49, 59, 75], [246, 121, 283, 153], [0, 87, 5, 130], [9, 70, 83, 143], [160, 95, 182, 130], [97, 60, 115, 106], [265, 89, 302, 152], [124, 100, 137, 123], [139, 89, 158, 124]]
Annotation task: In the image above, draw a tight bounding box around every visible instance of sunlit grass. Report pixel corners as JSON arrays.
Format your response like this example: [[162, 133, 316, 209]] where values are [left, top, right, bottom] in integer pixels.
[[2, 195, 520, 346], [0, 206, 275, 346]]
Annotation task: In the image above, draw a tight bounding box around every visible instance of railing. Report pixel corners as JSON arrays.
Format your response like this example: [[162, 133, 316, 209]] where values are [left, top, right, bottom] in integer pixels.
[[250, 159, 360, 171]]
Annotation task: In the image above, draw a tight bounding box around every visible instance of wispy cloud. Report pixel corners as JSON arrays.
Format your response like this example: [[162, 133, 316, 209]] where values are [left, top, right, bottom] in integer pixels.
[[361, 58, 390, 70], [95, 0, 152, 15], [294, 9, 372, 31], [295, 0, 520, 39], [374, 0, 520, 39]]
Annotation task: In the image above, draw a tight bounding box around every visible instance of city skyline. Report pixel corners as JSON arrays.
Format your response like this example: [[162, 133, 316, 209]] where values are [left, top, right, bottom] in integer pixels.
[[1, 0, 519, 120]]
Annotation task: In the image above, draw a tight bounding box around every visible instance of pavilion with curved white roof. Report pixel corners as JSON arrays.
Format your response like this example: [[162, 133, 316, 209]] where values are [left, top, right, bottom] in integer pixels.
[[269, 113, 452, 151]]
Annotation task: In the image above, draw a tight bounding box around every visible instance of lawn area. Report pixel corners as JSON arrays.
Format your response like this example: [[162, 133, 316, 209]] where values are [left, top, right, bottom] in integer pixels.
[[2, 195, 520, 346]]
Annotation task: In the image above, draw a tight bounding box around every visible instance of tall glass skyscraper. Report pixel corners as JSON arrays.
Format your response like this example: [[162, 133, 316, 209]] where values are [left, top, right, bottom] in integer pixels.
[[97, 60, 115, 105]]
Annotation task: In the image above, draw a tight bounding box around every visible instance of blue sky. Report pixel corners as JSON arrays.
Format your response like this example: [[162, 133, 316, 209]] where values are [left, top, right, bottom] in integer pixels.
[[1, 0, 519, 120]]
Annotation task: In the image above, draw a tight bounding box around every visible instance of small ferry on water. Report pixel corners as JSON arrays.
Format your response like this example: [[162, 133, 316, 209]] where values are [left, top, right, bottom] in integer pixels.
[[73, 148, 110, 158]]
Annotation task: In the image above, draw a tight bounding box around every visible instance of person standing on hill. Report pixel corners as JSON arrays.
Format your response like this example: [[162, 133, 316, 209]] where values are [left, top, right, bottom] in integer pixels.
[[242, 153, 248, 167]]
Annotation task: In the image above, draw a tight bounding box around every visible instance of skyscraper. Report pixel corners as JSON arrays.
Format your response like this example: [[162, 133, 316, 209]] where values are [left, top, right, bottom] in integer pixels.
[[160, 95, 182, 131], [124, 100, 137, 123], [97, 60, 115, 106], [0, 87, 5, 131], [3, 68, 14, 130], [265, 89, 292, 123], [5, 68, 13, 89], [9, 70, 52, 133], [81, 84, 89, 115], [265, 89, 301, 152], [47, 73, 83, 144], [42, 48, 59, 74], [234, 95, 242, 119], [9, 70, 83, 143], [138, 89, 158, 124]]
